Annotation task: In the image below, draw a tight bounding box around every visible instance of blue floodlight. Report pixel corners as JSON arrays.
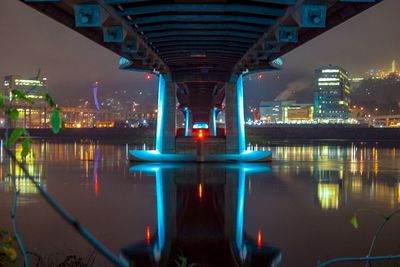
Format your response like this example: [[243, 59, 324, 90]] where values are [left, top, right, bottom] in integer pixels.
[[237, 75, 245, 153], [156, 75, 165, 152], [193, 122, 209, 129]]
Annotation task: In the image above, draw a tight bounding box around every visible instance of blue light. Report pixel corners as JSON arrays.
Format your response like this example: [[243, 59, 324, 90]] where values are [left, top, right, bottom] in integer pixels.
[[119, 57, 130, 66], [155, 168, 165, 253], [156, 75, 165, 152], [91, 82, 100, 110], [211, 109, 217, 136], [236, 168, 247, 261], [193, 122, 208, 129], [236, 75, 245, 153], [272, 57, 284, 66], [184, 109, 190, 136]]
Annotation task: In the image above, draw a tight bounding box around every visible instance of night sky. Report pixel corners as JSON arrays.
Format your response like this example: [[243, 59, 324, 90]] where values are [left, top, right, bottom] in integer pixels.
[[0, 0, 399, 108]]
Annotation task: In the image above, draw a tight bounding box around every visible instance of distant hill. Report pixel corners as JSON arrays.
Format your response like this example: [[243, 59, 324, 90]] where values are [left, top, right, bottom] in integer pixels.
[[351, 74, 400, 114]]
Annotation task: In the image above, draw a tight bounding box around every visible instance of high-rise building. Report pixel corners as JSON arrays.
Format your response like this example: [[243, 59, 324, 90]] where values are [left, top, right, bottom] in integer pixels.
[[3, 75, 49, 128], [314, 65, 350, 122], [4, 75, 47, 102]]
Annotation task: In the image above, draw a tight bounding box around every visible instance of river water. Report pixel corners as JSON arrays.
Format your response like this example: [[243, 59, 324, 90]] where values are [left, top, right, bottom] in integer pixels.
[[1, 141, 400, 267]]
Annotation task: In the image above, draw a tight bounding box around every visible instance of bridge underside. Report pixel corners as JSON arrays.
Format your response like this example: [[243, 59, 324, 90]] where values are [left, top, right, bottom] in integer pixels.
[[22, 0, 381, 160]]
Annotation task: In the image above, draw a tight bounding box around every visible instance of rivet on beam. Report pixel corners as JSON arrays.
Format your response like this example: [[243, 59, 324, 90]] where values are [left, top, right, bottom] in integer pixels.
[[276, 26, 298, 43], [74, 4, 103, 27], [103, 25, 125, 43], [121, 39, 138, 54], [294, 4, 327, 28], [263, 40, 280, 53]]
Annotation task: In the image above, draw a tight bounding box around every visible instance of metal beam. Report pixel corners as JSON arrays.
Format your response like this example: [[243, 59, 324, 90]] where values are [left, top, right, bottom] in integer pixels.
[[158, 47, 247, 53], [117, 4, 286, 17], [173, 72, 229, 83], [233, 0, 306, 75], [160, 51, 244, 58], [154, 41, 252, 49], [249, 0, 297, 4], [125, 15, 276, 26], [149, 36, 256, 45], [93, 0, 169, 73], [135, 23, 268, 33], [144, 30, 260, 39], [107, 0, 295, 4], [165, 58, 241, 63]]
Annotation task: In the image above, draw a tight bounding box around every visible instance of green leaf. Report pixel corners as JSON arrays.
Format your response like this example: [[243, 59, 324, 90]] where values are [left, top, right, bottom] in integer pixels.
[[51, 108, 61, 134], [3, 245, 17, 261], [5, 236, 16, 246], [8, 108, 19, 121], [9, 128, 24, 145], [44, 93, 56, 108], [21, 138, 31, 159], [12, 89, 33, 104], [350, 215, 359, 229], [0, 92, 4, 108]]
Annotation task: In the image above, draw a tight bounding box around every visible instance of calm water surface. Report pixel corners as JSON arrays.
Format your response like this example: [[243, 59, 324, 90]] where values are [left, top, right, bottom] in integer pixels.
[[1, 141, 400, 267]]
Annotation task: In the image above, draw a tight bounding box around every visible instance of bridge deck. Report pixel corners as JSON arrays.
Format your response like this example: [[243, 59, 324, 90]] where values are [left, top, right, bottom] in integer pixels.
[[21, 0, 381, 122]]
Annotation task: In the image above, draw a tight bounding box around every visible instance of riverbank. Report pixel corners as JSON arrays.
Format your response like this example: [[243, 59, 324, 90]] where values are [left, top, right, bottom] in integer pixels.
[[246, 125, 400, 144], [0, 126, 399, 145]]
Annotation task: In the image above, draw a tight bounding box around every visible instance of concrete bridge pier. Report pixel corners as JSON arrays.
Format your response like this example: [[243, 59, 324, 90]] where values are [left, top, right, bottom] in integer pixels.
[[130, 73, 272, 162], [184, 108, 192, 137], [209, 106, 221, 137], [225, 75, 245, 154], [155, 74, 176, 154]]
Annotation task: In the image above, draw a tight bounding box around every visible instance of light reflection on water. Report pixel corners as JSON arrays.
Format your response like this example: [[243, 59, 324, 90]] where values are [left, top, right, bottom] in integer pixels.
[[0, 142, 399, 266]]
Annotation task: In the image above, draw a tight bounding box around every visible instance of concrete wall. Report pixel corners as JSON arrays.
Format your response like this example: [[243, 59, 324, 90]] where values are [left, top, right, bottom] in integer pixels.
[[175, 137, 226, 154]]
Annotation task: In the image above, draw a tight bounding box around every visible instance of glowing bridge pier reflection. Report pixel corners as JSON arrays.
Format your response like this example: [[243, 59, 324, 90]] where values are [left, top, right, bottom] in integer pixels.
[[121, 163, 281, 266]]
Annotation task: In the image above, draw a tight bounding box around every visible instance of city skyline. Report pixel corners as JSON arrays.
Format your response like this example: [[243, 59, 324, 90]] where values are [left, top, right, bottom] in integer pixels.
[[1, 0, 400, 107]]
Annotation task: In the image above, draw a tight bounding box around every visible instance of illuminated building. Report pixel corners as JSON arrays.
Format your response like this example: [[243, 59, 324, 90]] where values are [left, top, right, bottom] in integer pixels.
[[60, 107, 156, 128], [259, 101, 295, 123], [61, 107, 127, 128], [259, 101, 313, 123], [3, 75, 50, 128], [368, 114, 400, 127], [366, 60, 400, 79], [283, 104, 314, 123], [314, 66, 350, 122], [350, 77, 364, 89]]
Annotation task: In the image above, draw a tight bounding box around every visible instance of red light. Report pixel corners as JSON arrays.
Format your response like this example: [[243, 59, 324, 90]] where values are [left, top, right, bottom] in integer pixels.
[[146, 73, 151, 80], [95, 174, 98, 197], [198, 129, 204, 139], [258, 74, 263, 79], [198, 183, 203, 199], [257, 230, 262, 247], [146, 225, 151, 245]]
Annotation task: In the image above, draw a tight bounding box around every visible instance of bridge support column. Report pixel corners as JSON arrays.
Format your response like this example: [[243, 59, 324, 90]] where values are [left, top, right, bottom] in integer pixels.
[[209, 108, 218, 137], [225, 75, 245, 154], [184, 108, 192, 137], [156, 74, 176, 153]]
